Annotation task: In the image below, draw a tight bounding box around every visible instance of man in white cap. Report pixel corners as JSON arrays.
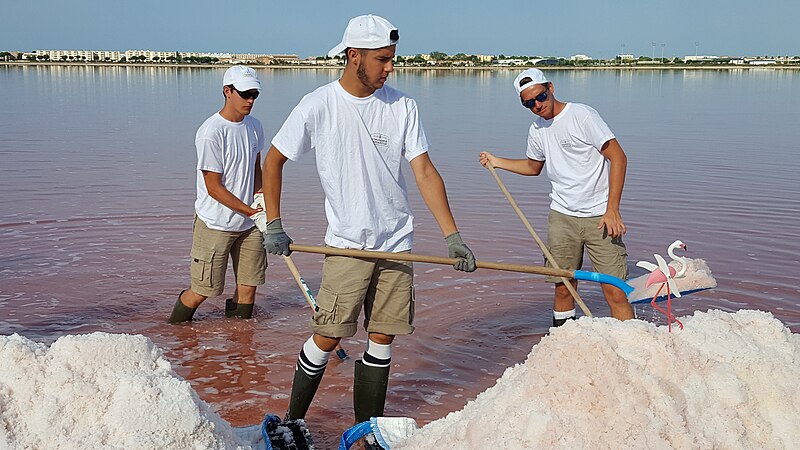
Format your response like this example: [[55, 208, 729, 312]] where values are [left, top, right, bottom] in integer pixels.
[[479, 68, 634, 325], [169, 65, 268, 323], [262, 14, 476, 433]]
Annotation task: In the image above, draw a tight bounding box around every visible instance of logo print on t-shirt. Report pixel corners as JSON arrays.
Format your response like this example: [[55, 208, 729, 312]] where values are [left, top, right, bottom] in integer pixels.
[[371, 133, 389, 148], [559, 139, 574, 149]]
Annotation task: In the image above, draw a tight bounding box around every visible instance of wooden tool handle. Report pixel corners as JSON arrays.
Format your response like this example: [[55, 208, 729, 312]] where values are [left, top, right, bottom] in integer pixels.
[[289, 244, 574, 279]]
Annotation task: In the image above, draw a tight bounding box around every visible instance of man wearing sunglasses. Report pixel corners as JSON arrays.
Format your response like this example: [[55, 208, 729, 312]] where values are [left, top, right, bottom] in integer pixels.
[[169, 65, 267, 323], [479, 68, 633, 326], [261, 14, 476, 444]]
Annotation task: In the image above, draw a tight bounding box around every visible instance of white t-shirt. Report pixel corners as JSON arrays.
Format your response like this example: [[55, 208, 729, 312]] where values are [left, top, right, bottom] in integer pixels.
[[272, 81, 430, 252], [195, 113, 265, 232], [526, 103, 615, 217]]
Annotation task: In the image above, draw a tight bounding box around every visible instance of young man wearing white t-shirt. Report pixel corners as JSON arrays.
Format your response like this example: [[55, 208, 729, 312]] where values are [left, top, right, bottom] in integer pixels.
[[261, 15, 476, 431], [479, 68, 634, 326], [169, 65, 268, 323]]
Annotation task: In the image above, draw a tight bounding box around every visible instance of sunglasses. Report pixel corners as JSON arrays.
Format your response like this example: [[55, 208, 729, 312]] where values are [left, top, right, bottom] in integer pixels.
[[232, 87, 260, 100], [521, 88, 548, 109]]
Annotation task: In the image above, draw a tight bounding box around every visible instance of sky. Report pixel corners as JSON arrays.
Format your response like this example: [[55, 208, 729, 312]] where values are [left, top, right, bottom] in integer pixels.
[[2, 0, 798, 59]]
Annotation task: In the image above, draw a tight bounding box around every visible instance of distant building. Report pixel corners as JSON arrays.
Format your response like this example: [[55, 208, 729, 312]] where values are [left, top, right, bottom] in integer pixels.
[[268, 54, 300, 64], [683, 55, 719, 62], [226, 53, 272, 64], [570, 54, 592, 61], [616, 54, 635, 61], [125, 50, 176, 61], [748, 59, 777, 65], [35, 49, 124, 61], [494, 59, 526, 66], [26, 49, 296, 64], [530, 58, 560, 66]]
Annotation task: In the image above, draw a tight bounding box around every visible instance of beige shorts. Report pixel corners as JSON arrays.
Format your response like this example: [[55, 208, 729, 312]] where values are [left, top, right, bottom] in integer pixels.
[[545, 210, 628, 283], [190, 216, 266, 297], [312, 253, 415, 338]]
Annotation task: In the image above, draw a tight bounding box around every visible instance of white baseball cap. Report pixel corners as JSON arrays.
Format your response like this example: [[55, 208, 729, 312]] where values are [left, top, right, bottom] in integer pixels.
[[514, 68, 549, 94], [222, 65, 261, 91], [328, 14, 399, 57]]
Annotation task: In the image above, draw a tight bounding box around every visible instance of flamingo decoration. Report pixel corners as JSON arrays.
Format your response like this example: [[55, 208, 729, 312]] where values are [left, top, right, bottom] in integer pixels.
[[636, 240, 688, 331], [637, 240, 688, 291]]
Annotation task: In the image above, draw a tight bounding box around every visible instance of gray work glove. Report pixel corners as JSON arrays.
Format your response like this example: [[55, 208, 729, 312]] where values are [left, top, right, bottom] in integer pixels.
[[445, 232, 476, 272], [263, 218, 293, 256]]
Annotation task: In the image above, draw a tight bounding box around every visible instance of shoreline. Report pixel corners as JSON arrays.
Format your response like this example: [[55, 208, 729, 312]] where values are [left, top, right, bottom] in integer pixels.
[[3, 61, 799, 71]]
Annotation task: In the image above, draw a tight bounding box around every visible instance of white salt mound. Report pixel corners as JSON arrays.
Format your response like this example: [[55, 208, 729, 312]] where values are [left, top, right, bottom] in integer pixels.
[[3, 311, 798, 449], [396, 309, 800, 450], [0, 333, 251, 450]]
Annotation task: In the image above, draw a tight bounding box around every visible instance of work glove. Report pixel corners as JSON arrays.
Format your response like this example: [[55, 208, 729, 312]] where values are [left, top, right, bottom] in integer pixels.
[[252, 191, 265, 210], [445, 232, 476, 272], [249, 191, 267, 233], [249, 210, 267, 233], [263, 218, 293, 256]]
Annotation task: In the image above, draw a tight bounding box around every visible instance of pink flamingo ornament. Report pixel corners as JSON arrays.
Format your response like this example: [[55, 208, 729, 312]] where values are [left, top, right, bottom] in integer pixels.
[[636, 240, 688, 331]]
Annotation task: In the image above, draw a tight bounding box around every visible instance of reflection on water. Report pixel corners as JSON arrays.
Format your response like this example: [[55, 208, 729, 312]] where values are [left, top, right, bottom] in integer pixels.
[[2, 66, 799, 447]]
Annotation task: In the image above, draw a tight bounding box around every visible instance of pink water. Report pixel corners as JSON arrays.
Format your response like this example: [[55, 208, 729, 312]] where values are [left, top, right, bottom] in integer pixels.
[[2, 66, 799, 448]]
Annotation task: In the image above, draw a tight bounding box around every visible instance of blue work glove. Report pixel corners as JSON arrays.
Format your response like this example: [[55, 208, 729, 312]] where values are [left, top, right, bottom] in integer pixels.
[[445, 232, 476, 272], [263, 218, 293, 256]]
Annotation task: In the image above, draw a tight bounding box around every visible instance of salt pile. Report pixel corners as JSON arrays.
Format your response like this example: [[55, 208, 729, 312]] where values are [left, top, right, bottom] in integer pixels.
[[396, 310, 800, 449], [2, 311, 799, 449], [0, 333, 251, 450]]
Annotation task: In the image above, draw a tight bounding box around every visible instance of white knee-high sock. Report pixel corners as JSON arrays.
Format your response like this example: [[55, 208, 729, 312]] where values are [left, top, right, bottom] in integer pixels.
[[297, 336, 331, 377], [553, 309, 576, 320], [362, 339, 392, 368]]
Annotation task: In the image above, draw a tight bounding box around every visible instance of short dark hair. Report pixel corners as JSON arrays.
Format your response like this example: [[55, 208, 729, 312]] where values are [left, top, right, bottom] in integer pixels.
[[223, 84, 234, 99], [519, 77, 549, 89], [345, 47, 369, 62]]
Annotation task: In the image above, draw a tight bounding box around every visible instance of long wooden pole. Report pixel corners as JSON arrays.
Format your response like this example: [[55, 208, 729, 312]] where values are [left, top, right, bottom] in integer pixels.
[[290, 244, 575, 278], [283, 255, 348, 360], [485, 163, 593, 317], [283, 255, 318, 311]]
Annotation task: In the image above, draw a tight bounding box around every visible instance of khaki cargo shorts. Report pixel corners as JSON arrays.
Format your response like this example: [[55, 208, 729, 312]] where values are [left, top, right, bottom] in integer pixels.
[[312, 253, 415, 338], [190, 216, 266, 297], [545, 210, 628, 283]]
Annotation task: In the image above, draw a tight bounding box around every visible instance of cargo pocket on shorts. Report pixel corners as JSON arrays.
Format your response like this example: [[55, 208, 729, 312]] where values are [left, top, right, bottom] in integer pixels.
[[315, 285, 342, 325], [190, 248, 215, 288], [611, 237, 629, 280]]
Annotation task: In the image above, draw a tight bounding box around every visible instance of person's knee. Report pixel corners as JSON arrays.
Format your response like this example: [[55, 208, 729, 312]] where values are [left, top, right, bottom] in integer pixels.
[[602, 287, 628, 305], [236, 284, 257, 303], [554, 283, 574, 301], [182, 289, 208, 308], [367, 333, 394, 345], [313, 333, 342, 352]]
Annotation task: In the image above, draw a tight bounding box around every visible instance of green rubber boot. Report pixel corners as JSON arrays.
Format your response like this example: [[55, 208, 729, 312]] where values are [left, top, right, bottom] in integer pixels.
[[225, 298, 254, 319], [353, 360, 390, 424], [285, 367, 326, 421], [168, 290, 197, 324]]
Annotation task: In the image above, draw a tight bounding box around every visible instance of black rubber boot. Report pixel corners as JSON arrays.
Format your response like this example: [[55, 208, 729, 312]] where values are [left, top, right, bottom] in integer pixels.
[[552, 315, 576, 327], [285, 367, 326, 421], [353, 360, 390, 424], [168, 290, 197, 324], [225, 298, 254, 319]]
